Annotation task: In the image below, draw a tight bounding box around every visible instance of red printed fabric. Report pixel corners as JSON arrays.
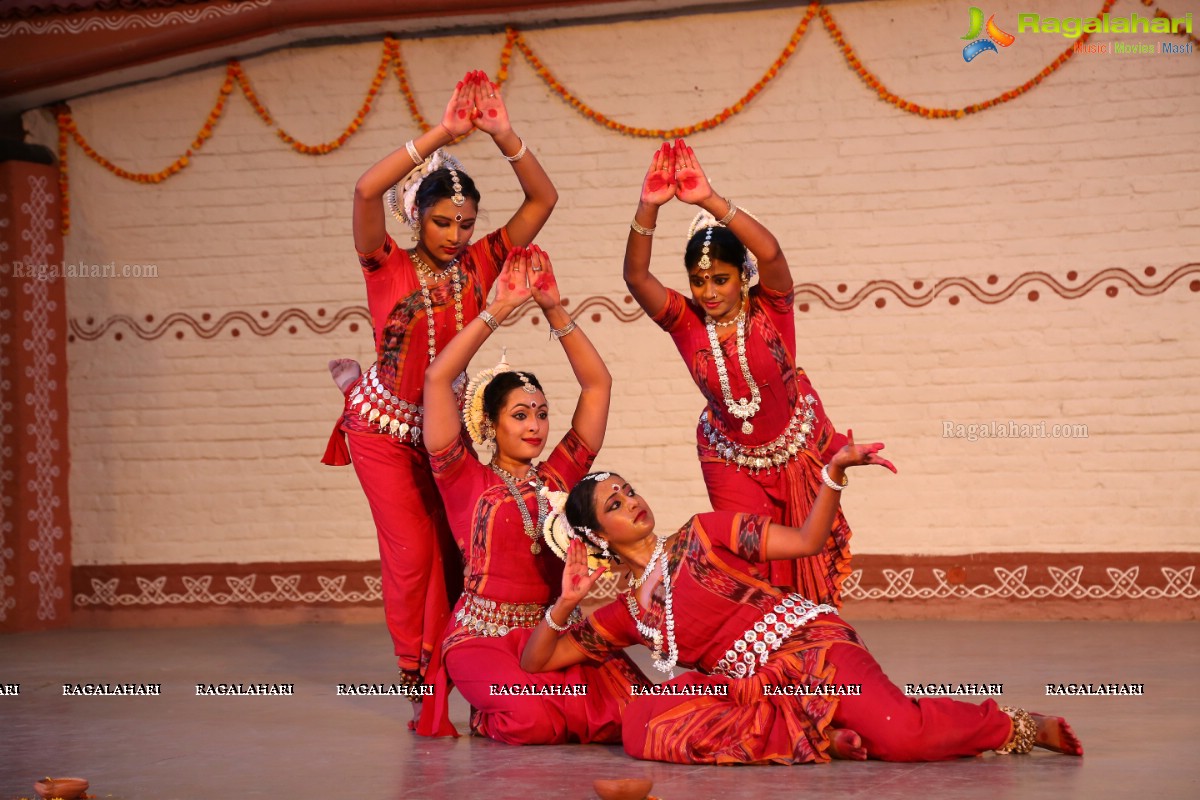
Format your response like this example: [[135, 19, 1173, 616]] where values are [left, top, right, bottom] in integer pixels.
[[650, 286, 852, 606], [340, 227, 510, 438]]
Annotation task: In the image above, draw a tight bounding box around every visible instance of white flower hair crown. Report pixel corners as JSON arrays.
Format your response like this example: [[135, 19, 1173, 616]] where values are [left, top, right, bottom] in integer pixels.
[[387, 148, 468, 230], [540, 486, 610, 568], [462, 349, 511, 446]]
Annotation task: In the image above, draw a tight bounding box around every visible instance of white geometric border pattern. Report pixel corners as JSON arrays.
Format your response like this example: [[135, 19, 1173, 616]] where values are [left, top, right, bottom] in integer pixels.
[[0, 189, 14, 623], [0, 0, 272, 38], [841, 565, 1200, 601], [75, 573, 384, 607]]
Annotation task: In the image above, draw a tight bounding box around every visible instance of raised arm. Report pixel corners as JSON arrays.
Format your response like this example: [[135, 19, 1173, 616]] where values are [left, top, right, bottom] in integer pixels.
[[761, 431, 898, 561], [672, 138, 792, 294], [422, 249, 531, 454], [352, 75, 474, 253], [521, 540, 606, 673], [623, 143, 677, 318], [469, 73, 558, 247], [527, 246, 612, 453]]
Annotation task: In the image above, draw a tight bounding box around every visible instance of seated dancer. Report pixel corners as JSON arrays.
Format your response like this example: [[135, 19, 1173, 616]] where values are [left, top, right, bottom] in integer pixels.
[[418, 245, 649, 741], [624, 139, 853, 606], [522, 439, 1083, 764]]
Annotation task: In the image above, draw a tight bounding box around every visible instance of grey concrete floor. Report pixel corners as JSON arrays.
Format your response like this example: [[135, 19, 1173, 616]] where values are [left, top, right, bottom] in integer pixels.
[[1, 620, 1197, 800]]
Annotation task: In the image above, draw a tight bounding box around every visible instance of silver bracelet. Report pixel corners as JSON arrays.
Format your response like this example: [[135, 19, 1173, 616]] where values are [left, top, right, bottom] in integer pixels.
[[478, 310, 500, 332], [405, 140, 423, 165], [630, 219, 655, 236], [820, 464, 848, 492], [549, 320, 578, 341], [717, 198, 737, 226], [502, 139, 528, 162], [544, 606, 580, 632]]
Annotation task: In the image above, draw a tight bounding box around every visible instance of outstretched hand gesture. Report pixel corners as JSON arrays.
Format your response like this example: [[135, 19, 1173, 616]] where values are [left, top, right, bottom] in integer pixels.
[[671, 138, 715, 206], [469, 72, 513, 137], [440, 71, 477, 138], [641, 142, 677, 207], [495, 247, 534, 312], [830, 429, 898, 474], [526, 245, 562, 311], [560, 539, 607, 607]]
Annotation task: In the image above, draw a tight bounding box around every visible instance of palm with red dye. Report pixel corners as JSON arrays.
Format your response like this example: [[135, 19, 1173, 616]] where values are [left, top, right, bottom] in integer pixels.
[[672, 138, 715, 205], [441, 71, 476, 137], [526, 245, 561, 309], [496, 247, 534, 307], [560, 539, 606, 606], [640, 142, 676, 207], [470, 71, 512, 135]]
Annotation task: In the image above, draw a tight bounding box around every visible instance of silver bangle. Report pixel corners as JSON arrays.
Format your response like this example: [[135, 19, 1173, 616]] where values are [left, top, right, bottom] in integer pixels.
[[405, 140, 423, 165], [717, 198, 737, 226], [478, 310, 500, 332], [630, 219, 655, 236], [544, 606, 578, 632], [549, 320, 578, 341], [820, 464, 847, 492], [502, 139, 528, 162]]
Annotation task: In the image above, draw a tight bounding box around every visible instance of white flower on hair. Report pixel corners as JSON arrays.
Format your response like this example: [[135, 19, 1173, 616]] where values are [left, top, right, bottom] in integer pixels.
[[388, 149, 467, 229]]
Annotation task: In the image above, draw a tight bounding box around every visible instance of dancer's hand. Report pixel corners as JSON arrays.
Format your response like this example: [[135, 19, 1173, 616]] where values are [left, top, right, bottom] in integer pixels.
[[672, 138, 715, 206], [440, 72, 477, 138], [527, 245, 562, 311], [494, 247, 534, 313], [640, 142, 676, 207], [471, 72, 513, 137], [560, 539, 607, 606], [830, 429, 898, 473]]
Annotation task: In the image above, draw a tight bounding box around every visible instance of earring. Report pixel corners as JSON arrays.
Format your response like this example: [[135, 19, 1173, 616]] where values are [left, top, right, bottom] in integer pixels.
[[410, 222, 420, 242]]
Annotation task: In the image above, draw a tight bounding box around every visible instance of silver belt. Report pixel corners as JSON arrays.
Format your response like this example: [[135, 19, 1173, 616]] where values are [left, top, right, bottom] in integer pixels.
[[349, 364, 424, 443], [710, 594, 836, 678], [703, 393, 819, 474]]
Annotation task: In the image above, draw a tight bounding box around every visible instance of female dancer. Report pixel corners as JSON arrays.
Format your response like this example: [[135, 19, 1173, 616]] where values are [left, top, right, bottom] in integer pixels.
[[522, 448, 1083, 764], [419, 246, 648, 741], [321, 71, 558, 699], [623, 139, 859, 606]]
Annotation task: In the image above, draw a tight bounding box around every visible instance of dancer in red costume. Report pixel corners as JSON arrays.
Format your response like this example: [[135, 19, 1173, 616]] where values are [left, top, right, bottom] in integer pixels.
[[418, 246, 648, 741], [321, 71, 558, 705], [522, 442, 1084, 765], [623, 139, 863, 607]]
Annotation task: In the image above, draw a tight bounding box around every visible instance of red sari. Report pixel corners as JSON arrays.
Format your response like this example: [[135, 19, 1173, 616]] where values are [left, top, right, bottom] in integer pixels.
[[569, 513, 1011, 764], [321, 229, 509, 678], [421, 428, 650, 742], [652, 286, 850, 606]]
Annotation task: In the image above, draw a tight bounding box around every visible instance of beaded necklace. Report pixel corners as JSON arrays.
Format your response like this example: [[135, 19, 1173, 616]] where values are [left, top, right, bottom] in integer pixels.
[[410, 248, 464, 360], [623, 536, 677, 676], [489, 462, 547, 555], [705, 306, 762, 434]]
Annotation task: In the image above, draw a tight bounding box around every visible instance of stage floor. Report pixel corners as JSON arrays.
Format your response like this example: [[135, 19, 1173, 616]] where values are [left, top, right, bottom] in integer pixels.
[[1, 620, 1196, 799]]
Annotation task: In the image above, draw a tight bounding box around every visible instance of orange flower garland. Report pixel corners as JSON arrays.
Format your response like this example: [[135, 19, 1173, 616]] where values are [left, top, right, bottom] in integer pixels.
[[510, 5, 817, 139], [1142, 0, 1200, 46]]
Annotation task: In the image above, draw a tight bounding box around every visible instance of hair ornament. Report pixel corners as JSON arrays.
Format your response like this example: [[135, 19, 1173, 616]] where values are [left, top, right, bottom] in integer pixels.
[[387, 149, 467, 229], [516, 371, 538, 395], [462, 349, 511, 445], [686, 209, 759, 282], [584, 472, 612, 482]]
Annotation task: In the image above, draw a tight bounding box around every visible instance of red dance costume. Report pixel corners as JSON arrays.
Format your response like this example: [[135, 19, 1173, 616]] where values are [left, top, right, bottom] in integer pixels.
[[322, 229, 510, 677], [653, 286, 850, 606], [422, 429, 650, 741], [569, 513, 1011, 764]]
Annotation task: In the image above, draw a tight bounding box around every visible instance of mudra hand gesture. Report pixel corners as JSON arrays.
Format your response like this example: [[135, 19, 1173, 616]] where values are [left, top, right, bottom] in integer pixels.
[[641, 142, 677, 208], [525, 245, 561, 311], [469, 72, 513, 136], [495, 247, 535, 311], [440, 71, 479, 138], [830, 429, 898, 474], [671, 138, 715, 206], [560, 539, 607, 607]]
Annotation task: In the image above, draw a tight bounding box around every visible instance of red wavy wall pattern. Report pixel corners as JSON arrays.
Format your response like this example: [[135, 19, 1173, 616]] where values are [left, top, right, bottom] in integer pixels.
[[67, 263, 1200, 342]]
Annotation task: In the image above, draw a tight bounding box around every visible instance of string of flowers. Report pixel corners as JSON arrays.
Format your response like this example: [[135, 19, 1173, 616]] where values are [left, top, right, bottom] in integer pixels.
[[1141, 0, 1200, 46], [820, 0, 1119, 119], [510, 5, 817, 138]]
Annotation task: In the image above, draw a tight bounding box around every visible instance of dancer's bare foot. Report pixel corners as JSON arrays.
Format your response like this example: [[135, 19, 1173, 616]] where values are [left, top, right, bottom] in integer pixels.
[[826, 728, 868, 761], [1030, 713, 1083, 756], [329, 358, 362, 394]]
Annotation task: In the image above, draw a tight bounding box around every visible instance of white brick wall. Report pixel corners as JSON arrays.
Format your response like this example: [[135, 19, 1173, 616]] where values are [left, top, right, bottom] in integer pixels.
[[23, 0, 1200, 564]]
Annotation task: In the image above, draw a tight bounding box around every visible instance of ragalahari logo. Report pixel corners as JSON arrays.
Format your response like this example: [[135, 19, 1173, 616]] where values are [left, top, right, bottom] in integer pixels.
[[962, 7, 1016, 62]]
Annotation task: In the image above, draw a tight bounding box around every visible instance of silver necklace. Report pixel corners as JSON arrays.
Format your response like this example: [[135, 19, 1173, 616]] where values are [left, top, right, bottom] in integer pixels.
[[623, 541, 677, 675], [705, 306, 761, 434], [411, 249, 463, 360], [489, 462, 547, 555]]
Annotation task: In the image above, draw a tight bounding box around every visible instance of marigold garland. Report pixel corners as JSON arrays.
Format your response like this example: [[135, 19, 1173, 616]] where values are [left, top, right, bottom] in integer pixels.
[[54, 0, 1193, 235], [1142, 0, 1200, 46]]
